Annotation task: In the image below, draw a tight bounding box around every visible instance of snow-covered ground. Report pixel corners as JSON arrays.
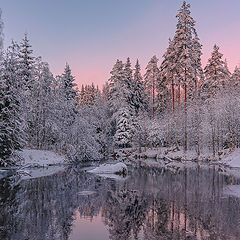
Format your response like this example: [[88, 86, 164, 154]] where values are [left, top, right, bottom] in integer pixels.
[[223, 185, 240, 198], [7, 149, 68, 179], [18, 149, 66, 168], [117, 147, 240, 170], [222, 149, 240, 168]]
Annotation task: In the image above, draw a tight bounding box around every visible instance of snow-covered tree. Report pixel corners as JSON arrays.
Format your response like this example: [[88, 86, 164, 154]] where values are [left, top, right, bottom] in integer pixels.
[[171, 1, 202, 153], [0, 44, 25, 165], [230, 66, 240, 89], [203, 45, 226, 98], [56, 63, 78, 152], [114, 106, 135, 148], [159, 39, 176, 112], [0, 9, 3, 57], [28, 58, 57, 149], [144, 55, 159, 119], [19, 33, 34, 90], [107, 59, 136, 148], [123, 57, 135, 110], [223, 59, 231, 83], [132, 59, 146, 115]]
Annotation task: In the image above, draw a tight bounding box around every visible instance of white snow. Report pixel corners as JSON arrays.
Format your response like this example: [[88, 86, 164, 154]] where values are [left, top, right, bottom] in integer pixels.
[[18, 149, 66, 168], [222, 149, 240, 168], [223, 185, 240, 198], [88, 162, 127, 175]]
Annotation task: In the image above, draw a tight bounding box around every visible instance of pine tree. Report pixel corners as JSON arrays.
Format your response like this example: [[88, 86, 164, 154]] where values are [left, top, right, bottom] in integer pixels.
[[0, 17, 25, 165], [102, 82, 110, 101], [230, 66, 240, 89], [108, 59, 126, 114], [203, 45, 226, 98], [191, 34, 204, 98], [114, 106, 134, 148], [133, 59, 146, 115], [57, 63, 78, 152], [159, 39, 176, 112], [0, 9, 3, 57], [30, 58, 57, 148], [19, 33, 34, 90], [108, 59, 135, 147], [173, 1, 199, 153], [0, 44, 25, 165], [123, 57, 135, 111], [191, 34, 204, 156], [144, 55, 159, 120], [223, 59, 231, 88]]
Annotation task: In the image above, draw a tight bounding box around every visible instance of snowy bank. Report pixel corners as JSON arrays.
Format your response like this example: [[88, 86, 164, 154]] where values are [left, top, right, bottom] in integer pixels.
[[18, 149, 66, 168], [222, 149, 240, 168], [116, 147, 240, 171], [223, 185, 240, 198], [88, 162, 127, 175]]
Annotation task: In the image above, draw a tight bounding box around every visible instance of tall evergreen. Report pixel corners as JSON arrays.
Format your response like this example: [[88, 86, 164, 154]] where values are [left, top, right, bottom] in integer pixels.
[[223, 59, 231, 88], [123, 57, 135, 111], [56, 64, 78, 152], [144, 55, 159, 119], [108, 59, 135, 147], [203, 45, 225, 98], [159, 39, 176, 112], [230, 66, 240, 89], [0, 44, 25, 165], [19, 33, 34, 90], [173, 1, 199, 152], [133, 59, 145, 115]]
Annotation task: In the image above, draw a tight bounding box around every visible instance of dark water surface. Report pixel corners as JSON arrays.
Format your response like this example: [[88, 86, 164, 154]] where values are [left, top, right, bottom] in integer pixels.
[[1, 164, 240, 240]]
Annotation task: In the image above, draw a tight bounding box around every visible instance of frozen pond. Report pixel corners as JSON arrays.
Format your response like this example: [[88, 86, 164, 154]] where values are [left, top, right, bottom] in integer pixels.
[[1, 164, 240, 239]]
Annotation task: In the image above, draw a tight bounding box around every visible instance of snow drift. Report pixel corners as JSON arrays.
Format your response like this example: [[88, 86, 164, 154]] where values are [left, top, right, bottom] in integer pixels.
[[18, 149, 66, 168]]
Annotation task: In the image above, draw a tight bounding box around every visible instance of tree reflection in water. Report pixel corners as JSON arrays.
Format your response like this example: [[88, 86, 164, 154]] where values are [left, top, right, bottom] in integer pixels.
[[0, 165, 240, 240]]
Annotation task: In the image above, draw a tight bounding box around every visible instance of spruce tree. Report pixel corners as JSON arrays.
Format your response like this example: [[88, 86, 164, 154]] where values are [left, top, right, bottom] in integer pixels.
[[57, 63, 78, 152], [114, 106, 134, 148], [230, 66, 240, 89], [122, 57, 135, 111], [203, 45, 226, 98], [0, 44, 25, 165], [133, 59, 145, 115], [173, 1, 200, 153], [30, 58, 57, 148], [19, 33, 34, 90], [159, 39, 176, 112], [223, 59, 231, 88], [144, 55, 159, 119]]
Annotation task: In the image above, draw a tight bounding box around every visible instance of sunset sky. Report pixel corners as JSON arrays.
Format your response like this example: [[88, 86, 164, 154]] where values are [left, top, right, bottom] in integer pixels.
[[1, 0, 239, 87]]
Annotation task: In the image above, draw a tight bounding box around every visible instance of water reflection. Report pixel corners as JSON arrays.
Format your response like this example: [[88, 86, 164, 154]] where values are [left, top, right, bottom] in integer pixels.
[[1, 165, 240, 240]]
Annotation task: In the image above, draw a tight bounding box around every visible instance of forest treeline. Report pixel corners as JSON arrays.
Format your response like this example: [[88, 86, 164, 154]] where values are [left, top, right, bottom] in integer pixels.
[[1, 2, 240, 166]]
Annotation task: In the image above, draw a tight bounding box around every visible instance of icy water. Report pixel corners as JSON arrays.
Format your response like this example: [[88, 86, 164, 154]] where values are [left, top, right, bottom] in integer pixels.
[[1, 165, 240, 240]]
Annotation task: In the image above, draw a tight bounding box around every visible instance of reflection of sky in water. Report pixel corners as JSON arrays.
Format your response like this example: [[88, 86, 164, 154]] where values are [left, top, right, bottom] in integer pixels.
[[70, 211, 109, 240]]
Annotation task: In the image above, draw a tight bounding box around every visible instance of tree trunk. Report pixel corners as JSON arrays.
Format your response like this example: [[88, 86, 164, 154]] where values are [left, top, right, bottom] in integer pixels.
[[167, 92, 171, 148], [152, 75, 155, 120], [184, 83, 187, 154]]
